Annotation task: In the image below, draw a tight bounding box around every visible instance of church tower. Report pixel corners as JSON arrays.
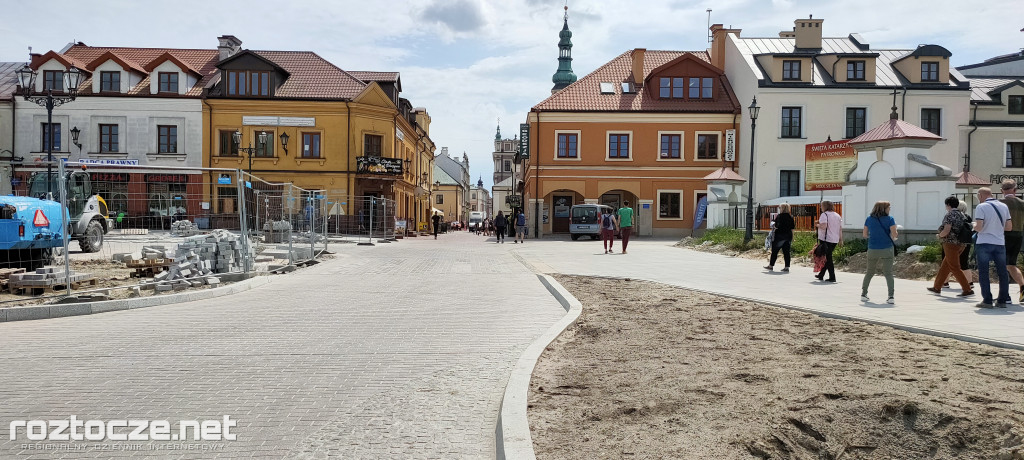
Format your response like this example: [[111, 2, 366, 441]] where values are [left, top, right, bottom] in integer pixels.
[[492, 122, 519, 185], [551, 6, 577, 94]]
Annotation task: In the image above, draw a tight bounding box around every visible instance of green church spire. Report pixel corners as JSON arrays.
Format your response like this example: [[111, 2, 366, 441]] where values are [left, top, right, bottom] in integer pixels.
[[551, 5, 577, 93]]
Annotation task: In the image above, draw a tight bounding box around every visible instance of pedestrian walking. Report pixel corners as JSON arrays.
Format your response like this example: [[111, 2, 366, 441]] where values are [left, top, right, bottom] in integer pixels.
[[974, 187, 1013, 308], [860, 201, 897, 303], [815, 200, 842, 282], [600, 207, 617, 253], [431, 211, 441, 240], [928, 196, 974, 296], [494, 211, 507, 243], [617, 201, 635, 254], [764, 203, 795, 272], [999, 179, 1024, 302], [515, 209, 527, 243], [947, 201, 975, 287]]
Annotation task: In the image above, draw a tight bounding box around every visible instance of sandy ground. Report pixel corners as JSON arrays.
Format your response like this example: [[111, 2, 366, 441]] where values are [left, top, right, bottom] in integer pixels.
[[529, 275, 1024, 459]]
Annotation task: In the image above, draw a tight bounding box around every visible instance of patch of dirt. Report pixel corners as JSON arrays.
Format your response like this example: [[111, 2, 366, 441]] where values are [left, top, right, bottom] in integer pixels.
[[529, 275, 1024, 459]]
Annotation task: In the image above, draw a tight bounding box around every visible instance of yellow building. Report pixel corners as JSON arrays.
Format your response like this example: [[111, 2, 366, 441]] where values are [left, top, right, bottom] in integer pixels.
[[203, 39, 434, 231]]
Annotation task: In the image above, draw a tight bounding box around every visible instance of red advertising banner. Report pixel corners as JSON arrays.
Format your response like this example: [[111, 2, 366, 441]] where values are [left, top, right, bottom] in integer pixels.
[[804, 140, 857, 191]]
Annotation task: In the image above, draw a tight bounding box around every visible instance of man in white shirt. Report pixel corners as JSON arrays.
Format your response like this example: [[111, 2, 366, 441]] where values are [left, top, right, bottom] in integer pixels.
[[974, 187, 1013, 308]]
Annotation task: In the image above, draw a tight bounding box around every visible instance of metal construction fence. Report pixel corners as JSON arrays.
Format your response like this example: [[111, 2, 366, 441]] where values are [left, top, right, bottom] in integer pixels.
[[0, 161, 343, 305]]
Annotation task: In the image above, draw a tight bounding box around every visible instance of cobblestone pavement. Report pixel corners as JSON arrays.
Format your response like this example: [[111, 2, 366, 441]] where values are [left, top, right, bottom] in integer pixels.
[[0, 231, 565, 458], [514, 237, 1024, 347]]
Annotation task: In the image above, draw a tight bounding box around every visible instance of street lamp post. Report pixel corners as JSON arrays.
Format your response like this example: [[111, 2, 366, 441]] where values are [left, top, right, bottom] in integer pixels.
[[233, 130, 268, 175], [744, 97, 760, 244], [17, 64, 82, 197]]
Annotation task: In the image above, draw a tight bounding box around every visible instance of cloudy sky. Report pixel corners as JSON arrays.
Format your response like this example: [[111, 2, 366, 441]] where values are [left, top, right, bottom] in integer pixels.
[[1, 0, 1020, 190]]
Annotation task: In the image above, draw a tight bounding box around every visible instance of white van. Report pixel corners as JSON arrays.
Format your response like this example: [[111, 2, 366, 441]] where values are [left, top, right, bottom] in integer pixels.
[[569, 204, 614, 240], [468, 211, 485, 231]]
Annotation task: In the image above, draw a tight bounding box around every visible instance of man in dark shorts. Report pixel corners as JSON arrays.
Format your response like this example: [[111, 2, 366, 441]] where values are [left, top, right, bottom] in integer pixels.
[[1000, 179, 1024, 301]]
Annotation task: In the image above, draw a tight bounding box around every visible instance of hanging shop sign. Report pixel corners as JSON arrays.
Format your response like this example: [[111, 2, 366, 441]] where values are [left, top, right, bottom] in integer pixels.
[[357, 156, 403, 175]]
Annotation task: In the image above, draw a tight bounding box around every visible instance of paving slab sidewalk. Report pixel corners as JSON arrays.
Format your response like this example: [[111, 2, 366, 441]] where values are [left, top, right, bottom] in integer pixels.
[[513, 238, 1024, 349], [0, 232, 565, 458]]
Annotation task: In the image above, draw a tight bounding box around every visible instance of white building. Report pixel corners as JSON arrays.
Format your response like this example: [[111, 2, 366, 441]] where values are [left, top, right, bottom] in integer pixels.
[[0, 62, 19, 194], [712, 18, 972, 206], [956, 51, 1024, 191], [12, 39, 224, 220]]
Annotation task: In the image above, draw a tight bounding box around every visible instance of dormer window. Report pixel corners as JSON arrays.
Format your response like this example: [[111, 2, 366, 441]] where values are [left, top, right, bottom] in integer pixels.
[[158, 72, 179, 93], [688, 77, 713, 99], [782, 60, 801, 80], [226, 70, 270, 96], [100, 71, 120, 92], [659, 78, 684, 98], [43, 70, 64, 91], [1010, 96, 1024, 115], [921, 62, 939, 82], [847, 61, 865, 81]]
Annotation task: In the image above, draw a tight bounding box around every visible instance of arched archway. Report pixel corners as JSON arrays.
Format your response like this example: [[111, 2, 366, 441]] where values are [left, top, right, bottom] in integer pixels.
[[546, 188, 584, 233]]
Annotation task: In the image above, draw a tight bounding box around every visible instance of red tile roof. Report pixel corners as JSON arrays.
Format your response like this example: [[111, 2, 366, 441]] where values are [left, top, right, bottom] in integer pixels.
[[848, 118, 942, 145], [348, 71, 400, 82], [533, 50, 741, 113], [61, 45, 219, 97], [248, 51, 367, 100], [85, 51, 147, 74]]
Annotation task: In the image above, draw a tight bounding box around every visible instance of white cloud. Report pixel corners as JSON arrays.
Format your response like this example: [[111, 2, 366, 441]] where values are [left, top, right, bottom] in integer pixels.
[[1, 0, 1020, 191]]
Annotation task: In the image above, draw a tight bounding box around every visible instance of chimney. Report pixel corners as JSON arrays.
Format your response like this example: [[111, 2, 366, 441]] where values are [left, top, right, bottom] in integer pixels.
[[217, 35, 243, 61], [793, 16, 823, 49], [709, 24, 741, 70], [631, 48, 646, 86]]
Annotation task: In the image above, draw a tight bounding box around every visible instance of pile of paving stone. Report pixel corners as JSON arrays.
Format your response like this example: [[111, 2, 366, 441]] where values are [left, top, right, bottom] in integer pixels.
[[146, 230, 254, 292], [263, 220, 291, 243], [171, 220, 201, 236], [8, 266, 94, 291]]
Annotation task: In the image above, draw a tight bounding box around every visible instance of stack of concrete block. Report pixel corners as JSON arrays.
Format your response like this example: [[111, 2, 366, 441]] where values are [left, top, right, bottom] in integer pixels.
[[9, 266, 94, 290], [142, 245, 173, 260], [171, 220, 201, 236], [147, 229, 253, 292], [263, 220, 292, 243]]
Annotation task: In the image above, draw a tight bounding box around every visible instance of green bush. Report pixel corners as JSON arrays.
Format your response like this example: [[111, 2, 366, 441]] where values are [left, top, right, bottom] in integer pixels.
[[697, 227, 768, 251], [916, 241, 944, 263], [791, 232, 818, 256], [833, 238, 869, 263]]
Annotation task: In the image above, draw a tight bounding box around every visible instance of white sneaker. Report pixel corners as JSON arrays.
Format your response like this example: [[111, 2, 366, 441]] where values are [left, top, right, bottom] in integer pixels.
[[860, 295, 869, 302], [886, 297, 895, 304]]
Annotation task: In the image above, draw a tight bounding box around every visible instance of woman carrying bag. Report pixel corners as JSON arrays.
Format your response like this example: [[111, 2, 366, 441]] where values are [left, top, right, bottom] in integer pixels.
[[815, 201, 843, 282], [861, 201, 898, 304], [765, 203, 795, 272]]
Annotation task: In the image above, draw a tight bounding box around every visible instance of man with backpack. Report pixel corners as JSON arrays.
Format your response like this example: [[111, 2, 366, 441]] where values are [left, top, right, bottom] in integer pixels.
[[999, 179, 1024, 302], [600, 207, 618, 254]]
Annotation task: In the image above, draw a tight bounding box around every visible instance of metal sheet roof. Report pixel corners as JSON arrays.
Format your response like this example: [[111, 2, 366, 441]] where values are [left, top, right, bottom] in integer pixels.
[[733, 36, 966, 89], [0, 62, 21, 100]]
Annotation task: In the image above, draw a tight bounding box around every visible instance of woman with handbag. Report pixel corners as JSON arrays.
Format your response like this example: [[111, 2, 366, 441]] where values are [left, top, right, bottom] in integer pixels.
[[765, 203, 795, 272], [816, 201, 843, 282], [861, 201, 898, 303], [929, 196, 975, 296]]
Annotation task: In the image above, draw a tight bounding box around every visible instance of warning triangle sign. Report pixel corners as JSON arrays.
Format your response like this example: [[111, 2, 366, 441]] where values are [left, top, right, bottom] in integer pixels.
[[33, 209, 49, 227]]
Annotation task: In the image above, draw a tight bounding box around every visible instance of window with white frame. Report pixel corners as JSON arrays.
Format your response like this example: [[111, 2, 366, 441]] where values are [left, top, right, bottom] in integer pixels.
[[658, 191, 682, 219], [695, 133, 719, 160]]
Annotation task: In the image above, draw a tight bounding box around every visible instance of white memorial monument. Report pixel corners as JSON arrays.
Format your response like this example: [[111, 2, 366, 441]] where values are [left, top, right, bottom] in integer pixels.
[[841, 107, 952, 242]]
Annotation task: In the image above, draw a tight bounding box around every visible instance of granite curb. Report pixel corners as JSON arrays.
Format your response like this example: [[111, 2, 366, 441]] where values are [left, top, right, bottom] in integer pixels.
[[495, 273, 582, 460], [0, 275, 273, 323]]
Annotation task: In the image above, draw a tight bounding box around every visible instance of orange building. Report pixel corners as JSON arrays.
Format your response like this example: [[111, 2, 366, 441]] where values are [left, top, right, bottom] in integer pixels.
[[523, 48, 742, 238]]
